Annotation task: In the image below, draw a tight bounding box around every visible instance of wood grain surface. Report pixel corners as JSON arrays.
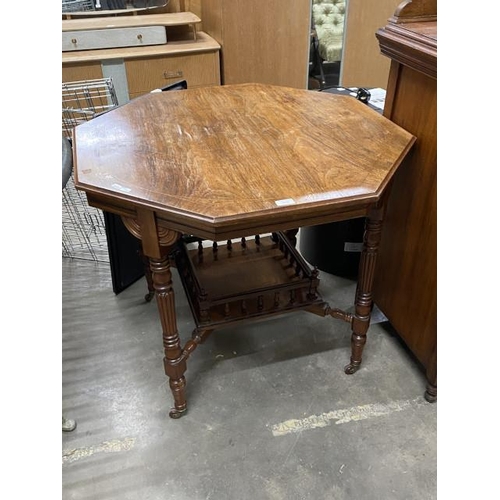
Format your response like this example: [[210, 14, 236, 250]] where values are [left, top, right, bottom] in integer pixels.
[[74, 83, 414, 237]]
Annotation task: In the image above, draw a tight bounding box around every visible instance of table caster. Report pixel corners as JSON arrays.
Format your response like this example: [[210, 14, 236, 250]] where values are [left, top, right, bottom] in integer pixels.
[[344, 363, 360, 375], [169, 408, 187, 419]]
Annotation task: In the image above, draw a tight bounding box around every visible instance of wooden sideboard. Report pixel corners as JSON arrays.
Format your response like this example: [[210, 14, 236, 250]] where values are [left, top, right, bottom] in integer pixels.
[[62, 32, 221, 103], [373, 0, 437, 401], [62, 13, 221, 103], [201, 0, 311, 89]]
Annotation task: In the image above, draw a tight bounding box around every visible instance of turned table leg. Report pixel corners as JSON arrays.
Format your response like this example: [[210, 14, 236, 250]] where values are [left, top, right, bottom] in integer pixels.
[[150, 255, 188, 418], [123, 211, 186, 418], [345, 207, 384, 375]]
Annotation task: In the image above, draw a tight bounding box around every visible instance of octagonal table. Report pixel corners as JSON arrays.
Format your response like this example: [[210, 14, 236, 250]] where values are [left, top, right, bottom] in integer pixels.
[[72, 83, 415, 418]]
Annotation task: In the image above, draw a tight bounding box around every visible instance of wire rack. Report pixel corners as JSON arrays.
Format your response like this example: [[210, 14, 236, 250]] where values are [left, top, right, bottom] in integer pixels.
[[62, 78, 119, 263], [62, 78, 119, 139], [62, 0, 95, 13]]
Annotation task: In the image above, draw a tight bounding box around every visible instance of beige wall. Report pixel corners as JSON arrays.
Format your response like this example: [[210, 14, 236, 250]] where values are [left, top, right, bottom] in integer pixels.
[[201, 0, 310, 88], [340, 0, 400, 88]]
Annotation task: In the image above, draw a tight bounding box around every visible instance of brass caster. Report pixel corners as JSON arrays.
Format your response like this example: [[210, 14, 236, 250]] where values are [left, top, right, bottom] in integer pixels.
[[169, 407, 187, 419], [145, 291, 155, 302], [344, 363, 360, 375]]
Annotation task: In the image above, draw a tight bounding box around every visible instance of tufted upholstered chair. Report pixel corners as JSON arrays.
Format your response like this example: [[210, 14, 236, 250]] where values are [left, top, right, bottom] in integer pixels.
[[310, 0, 346, 88]]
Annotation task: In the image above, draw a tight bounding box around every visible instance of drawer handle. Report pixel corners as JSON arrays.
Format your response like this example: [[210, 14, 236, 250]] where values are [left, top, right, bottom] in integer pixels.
[[71, 38, 77, 44], [163, 70, 183, 79]]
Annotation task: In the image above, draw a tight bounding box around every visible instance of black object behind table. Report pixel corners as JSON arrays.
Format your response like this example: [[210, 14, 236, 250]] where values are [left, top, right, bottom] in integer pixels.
[[300, 218, 366, 279], [104, 212, 145, 294], [299, 86, 383, 279]]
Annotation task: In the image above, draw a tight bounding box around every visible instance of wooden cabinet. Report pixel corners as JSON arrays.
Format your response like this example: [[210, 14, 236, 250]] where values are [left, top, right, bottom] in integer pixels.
[[125, 50, 221, 99], [201, 0, 311, 89], [63, 30, 221, 103], [62, 61, 103, 82], [373, 0, 437, 401]]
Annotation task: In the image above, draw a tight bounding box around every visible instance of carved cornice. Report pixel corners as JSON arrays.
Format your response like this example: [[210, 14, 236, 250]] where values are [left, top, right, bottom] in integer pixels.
[[376, 0, 437, 79], [389, 0, 437, 24]]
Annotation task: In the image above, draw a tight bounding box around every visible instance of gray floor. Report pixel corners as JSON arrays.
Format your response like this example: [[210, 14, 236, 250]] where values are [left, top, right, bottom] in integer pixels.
[[62, 252, 437, 500]]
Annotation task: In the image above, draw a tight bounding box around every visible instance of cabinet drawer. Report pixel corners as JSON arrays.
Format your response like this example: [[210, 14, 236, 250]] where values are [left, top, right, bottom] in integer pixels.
[[125, 51, 220, 94], [63, 26, 167, 52], [63, 62, 103, 83]]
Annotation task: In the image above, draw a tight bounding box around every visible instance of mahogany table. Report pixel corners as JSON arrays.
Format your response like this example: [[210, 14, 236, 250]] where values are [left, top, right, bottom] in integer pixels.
[[72, 83, 415, 418]]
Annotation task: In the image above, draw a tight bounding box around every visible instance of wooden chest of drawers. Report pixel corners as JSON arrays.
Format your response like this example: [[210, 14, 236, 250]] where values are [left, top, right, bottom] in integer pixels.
[[62, 31, 221, 103]]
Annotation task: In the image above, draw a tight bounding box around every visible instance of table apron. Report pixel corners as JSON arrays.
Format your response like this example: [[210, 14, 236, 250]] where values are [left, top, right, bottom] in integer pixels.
[[85, 191, 373, 242]]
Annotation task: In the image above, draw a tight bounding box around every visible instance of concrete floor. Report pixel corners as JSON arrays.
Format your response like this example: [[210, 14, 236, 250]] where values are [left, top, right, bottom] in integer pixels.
[[62, 250, 437, 500]]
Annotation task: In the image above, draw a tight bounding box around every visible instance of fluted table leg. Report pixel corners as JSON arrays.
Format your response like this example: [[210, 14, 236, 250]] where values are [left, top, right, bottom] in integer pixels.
[[150, 255, 188, 419], [123, 211, 186, 417], [345, 206, 384, 375]]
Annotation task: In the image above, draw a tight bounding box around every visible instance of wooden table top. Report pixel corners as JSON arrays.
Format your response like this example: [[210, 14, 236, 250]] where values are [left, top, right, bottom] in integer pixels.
[[73, 84, 415, 238]]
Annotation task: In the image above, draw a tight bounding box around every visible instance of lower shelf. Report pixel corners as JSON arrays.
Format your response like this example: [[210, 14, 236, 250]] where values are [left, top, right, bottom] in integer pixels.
[[174, 233, 325, 330]]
